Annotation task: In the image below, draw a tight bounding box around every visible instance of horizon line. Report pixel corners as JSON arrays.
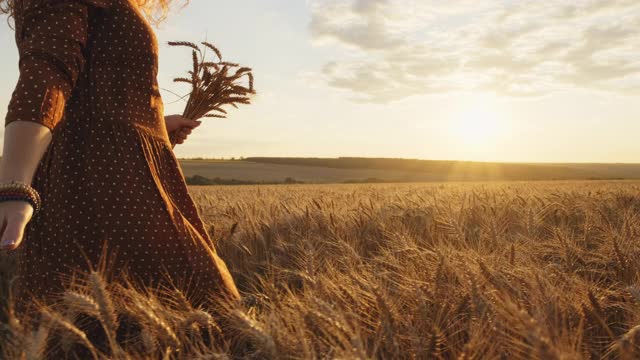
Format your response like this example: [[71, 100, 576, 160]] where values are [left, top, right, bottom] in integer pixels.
[[176, 156, 640, 166]]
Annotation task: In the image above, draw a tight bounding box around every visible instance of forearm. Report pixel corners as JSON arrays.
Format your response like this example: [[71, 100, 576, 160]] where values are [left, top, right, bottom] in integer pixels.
[[0, 122, 52, 184]]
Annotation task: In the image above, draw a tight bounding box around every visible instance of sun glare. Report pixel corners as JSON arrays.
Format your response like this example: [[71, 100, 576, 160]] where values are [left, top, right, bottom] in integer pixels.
[[449, 105, 506, 149]]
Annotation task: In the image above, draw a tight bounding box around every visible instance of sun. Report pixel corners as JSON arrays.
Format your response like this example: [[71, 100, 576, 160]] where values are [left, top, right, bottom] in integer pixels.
[[449, 105, 506, 149]]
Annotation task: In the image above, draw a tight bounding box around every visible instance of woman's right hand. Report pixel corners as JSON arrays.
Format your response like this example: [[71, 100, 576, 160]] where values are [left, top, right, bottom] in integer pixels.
[[0, 121, 52, 251], [0, 201, 34, 251]]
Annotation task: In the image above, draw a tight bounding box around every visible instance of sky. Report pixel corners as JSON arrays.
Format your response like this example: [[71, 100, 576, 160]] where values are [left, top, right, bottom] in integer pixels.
[[1, 0, 640, 163]]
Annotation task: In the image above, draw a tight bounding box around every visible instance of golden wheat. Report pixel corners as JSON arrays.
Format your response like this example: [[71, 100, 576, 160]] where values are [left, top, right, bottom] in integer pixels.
[[2, 181, 640, 358], [167, 40, 255, 121]]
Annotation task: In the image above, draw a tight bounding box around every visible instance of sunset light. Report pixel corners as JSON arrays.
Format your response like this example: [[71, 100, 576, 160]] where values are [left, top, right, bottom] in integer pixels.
[[3, 1, 640, 357], [449, 104, 507, 150]]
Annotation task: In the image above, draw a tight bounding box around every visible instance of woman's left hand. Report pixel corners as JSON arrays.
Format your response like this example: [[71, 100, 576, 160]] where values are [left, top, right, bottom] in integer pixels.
[[165, 115, 201, 146], [165, 114, 201, 133], [170, 127, 194, 146]]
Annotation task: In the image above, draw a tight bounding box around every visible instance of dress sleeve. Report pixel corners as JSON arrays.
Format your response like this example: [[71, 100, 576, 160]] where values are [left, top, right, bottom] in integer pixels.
[[4, 0, 108, 130]]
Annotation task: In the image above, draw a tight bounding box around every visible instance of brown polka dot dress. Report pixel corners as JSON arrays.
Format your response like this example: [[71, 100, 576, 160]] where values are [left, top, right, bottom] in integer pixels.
[[4, 0, 240, 309]]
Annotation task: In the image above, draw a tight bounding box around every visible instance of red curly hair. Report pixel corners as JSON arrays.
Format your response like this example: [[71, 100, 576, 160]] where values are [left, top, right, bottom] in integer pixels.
[[1, 0, 189, 28]]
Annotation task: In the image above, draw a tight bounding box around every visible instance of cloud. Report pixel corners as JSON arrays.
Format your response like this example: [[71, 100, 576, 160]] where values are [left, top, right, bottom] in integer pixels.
[[309, 0, 405, 50], [309, 0, 640, 102]]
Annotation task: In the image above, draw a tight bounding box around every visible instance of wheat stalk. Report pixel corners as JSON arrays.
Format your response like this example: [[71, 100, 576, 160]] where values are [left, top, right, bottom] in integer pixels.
[[25, 322, 49, 360], [88, 271, 122, 356], [168, 40, 255, 121], [62, 291, 100, 318], [40, 308, 99, 360], [129, 297, 180, 347]]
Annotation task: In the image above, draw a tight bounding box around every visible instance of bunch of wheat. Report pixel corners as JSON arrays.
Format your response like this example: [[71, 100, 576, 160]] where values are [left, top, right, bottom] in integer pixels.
[[168, 41, 255, 120]]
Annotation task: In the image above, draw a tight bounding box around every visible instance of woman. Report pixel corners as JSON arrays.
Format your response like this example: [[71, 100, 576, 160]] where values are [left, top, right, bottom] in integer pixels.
[[0, 0, 240, 313]]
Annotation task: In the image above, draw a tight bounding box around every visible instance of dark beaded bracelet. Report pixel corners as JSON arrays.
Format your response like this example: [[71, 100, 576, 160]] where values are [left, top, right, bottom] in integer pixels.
[[0, 181, 42, 215], [0, 195, 39, 213]]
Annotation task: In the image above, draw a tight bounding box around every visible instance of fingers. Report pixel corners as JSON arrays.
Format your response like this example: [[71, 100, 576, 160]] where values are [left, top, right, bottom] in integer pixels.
[[177, 130, 189, 139], [0, 210, 31, 251], [174, 132, 187, 145], [165, 115, 202, 133], [169, 120, 199, 146], [172, 127, 192, 145], [180, 118, 202, 129]]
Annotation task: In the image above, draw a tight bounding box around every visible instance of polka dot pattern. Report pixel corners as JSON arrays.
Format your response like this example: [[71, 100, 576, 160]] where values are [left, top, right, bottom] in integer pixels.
[[5, 0, 240, 309]]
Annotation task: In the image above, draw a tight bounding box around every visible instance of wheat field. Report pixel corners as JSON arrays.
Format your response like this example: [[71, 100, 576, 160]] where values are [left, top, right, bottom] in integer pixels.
[[2, 181, 640, 359]]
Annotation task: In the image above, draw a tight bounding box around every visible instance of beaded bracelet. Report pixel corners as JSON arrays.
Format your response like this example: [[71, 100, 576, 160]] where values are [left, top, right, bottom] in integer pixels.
[[0, 181, 42, 215]]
